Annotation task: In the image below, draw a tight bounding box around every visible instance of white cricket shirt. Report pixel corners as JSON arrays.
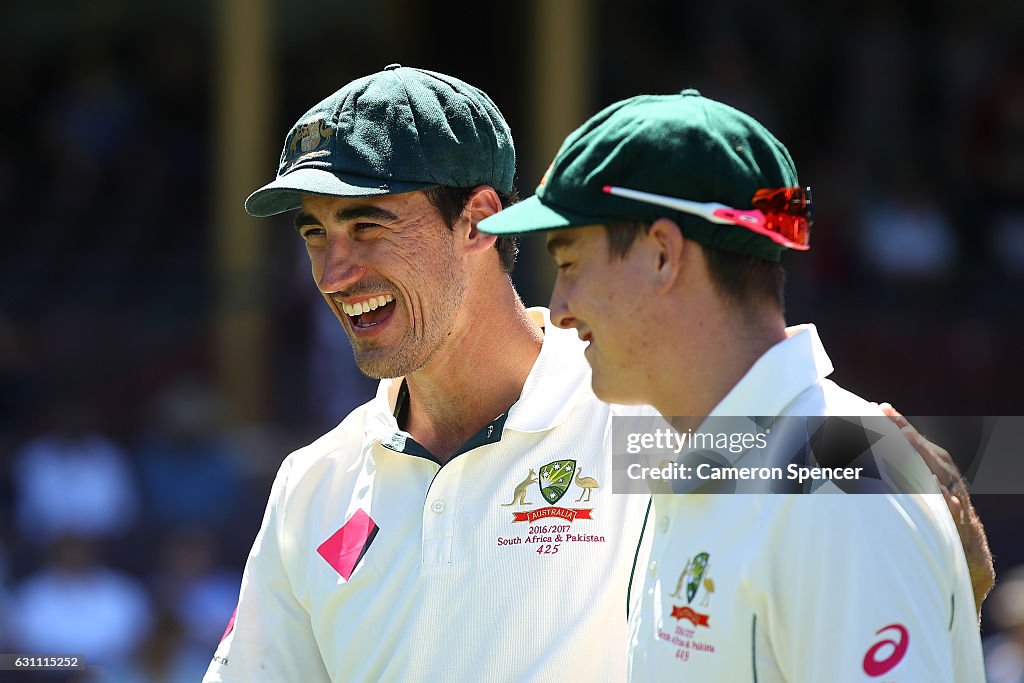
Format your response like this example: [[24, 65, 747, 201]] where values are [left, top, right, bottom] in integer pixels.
[[204, 308, 650, 682], [627, 325, 985, 682]]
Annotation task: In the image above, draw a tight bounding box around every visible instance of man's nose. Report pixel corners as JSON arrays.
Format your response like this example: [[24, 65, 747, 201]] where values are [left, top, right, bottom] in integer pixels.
[[317, 235, 365, 294], [548, 280, 576, 330]]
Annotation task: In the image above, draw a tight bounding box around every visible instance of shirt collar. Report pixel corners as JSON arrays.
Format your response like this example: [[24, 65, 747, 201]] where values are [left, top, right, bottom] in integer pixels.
[[709, 323, 834, 418], [660, 324, 834, 493], [504, 307, 594, 432]]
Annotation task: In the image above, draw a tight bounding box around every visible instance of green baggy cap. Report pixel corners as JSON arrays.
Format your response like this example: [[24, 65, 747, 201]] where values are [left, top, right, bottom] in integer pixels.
[[245, 64, 516, 217], [479, 89, 800, 261]]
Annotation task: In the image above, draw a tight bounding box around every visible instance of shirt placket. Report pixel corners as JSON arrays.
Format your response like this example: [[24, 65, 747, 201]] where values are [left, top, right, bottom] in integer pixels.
[[421, 455, 467, 566]]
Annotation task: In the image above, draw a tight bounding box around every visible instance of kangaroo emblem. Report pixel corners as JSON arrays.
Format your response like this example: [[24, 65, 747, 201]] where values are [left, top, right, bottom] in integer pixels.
[[669, 557, 692, 598], [500, 469, 537, 507]]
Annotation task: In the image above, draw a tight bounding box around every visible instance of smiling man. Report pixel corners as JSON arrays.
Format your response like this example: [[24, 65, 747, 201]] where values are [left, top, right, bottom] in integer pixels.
[[203, 65, 651, 682], [479, 90, 987, 681]]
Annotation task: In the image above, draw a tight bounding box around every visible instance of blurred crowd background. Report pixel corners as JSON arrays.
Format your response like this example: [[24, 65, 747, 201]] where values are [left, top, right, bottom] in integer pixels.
[[2, 0, 1024, 681]]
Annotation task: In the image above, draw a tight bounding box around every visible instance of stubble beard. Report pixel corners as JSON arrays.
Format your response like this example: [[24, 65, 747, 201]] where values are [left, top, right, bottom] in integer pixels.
[[349, 252, 466, 380], [351, 310, 457, 380]]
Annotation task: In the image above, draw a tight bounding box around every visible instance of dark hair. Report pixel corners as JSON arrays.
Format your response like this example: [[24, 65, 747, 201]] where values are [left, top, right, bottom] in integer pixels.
[[604, 221, 653, 259], [701, 246, 786, 312], [603, 222, 785, 312], [423, 186, 520, 273]]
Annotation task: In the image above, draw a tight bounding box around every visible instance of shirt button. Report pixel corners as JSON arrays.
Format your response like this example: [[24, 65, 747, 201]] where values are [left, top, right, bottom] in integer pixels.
[[659, 516, 670, 532], [430, 499, 446, 514], [649, 561, 658, 575]]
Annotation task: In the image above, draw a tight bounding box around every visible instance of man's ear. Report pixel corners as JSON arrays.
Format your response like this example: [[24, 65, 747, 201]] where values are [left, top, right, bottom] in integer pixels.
[[647, 217, 685, 294], [462, 185, 500, 254]]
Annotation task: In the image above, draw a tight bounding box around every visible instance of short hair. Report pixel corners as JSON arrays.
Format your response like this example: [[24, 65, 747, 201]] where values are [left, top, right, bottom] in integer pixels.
[[604, 220, 652, 259], [423, 186, 520, 273], [701, 246, 786, 312], [603, 222, 785, 312]]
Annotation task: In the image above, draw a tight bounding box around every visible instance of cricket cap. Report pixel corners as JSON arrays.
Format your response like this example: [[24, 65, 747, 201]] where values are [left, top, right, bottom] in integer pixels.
[[245, 64, 515, 216], [479, 89, 801, 261]]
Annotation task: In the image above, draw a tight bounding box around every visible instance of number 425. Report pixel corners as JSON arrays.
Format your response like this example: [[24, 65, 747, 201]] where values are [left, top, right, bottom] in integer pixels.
[[537, 544, 560, 554]]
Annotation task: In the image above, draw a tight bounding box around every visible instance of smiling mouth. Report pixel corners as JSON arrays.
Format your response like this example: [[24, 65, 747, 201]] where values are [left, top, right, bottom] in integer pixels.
[[341, 294, 396, 329]]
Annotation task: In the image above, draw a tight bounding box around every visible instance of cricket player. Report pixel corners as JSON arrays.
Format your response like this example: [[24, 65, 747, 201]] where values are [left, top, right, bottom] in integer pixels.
[[479, 90, 986, 680], [203, 64, 651, 682]]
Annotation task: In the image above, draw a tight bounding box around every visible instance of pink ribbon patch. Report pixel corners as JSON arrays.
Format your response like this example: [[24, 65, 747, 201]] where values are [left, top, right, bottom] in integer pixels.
[[317, 509, 378, 580]]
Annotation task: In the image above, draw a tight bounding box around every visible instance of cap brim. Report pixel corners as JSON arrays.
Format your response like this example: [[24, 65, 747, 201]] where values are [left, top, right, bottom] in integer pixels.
[[478, 195, 613, 235], [244, 168, 438, 217]]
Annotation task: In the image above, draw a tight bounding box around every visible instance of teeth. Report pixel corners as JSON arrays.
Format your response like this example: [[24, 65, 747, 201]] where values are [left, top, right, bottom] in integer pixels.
[[342, 294, 394, 318]]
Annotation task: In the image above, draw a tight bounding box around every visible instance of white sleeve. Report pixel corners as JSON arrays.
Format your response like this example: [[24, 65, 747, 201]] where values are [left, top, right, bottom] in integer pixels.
[[203, 458, 331, 683], [758, 494, 983, 683]]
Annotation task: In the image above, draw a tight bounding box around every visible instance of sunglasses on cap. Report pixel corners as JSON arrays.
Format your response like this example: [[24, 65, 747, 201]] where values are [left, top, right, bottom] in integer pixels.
[[602, 185, 813, 251]]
